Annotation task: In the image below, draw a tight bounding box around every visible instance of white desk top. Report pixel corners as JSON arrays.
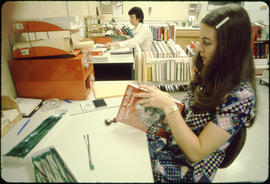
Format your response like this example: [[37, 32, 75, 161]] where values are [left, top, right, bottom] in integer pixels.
[[1, 81, 153, 182]]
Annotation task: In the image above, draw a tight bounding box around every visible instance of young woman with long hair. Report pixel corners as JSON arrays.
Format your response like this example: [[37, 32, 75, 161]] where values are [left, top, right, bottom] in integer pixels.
[[134, 4, 256, 182]]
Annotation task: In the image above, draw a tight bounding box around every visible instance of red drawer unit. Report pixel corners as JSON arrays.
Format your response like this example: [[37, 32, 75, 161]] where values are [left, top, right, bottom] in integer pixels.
[[9, 54, 95, 100]]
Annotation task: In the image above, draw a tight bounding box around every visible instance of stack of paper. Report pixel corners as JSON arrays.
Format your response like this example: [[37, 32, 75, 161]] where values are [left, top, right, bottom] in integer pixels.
[[14, 37, 73, 52], [93, 83, 129, 99], [90, 52, 111, 62], [107, 47, 132, 55]]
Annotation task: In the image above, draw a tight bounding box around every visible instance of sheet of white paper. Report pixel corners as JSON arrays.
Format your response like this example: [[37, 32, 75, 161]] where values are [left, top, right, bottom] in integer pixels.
[[16, 98, 42, 116]]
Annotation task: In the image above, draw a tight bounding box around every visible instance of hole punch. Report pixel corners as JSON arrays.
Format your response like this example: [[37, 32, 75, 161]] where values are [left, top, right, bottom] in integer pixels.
[[105, 118, 117, 126]]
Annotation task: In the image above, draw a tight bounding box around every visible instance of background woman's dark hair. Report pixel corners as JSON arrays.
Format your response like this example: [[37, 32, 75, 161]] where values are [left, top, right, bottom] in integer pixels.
[[128, 7, 144, 23], [189, 4, 256, 127]]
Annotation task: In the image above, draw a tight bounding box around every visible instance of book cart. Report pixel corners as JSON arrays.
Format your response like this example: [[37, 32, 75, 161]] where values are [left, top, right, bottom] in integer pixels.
[[141, 39, 192, 92], [142, 57, 192, 91], [9, 20, 95, 100], [140, 23, 192, 92]]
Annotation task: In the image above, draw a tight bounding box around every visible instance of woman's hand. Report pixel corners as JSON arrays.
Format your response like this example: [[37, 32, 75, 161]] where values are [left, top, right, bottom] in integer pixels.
[[134, 85, 176, 110], [105, 42, 119, 49]]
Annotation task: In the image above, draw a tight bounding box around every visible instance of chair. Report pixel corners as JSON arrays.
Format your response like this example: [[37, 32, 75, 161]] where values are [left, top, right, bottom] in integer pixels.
[[219, 126, 247, 168], [1, 96, 22, 136]]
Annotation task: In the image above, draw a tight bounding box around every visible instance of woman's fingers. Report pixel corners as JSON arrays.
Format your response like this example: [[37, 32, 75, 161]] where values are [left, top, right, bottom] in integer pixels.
[[136, 98, 147, 104], [133, 92, 149, 98], [138, 84, 155, 92], [136, 98, 152, 108]]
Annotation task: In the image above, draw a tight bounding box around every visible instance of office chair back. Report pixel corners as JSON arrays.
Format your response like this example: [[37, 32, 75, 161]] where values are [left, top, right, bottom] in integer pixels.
[[219, 126, 247, 168]]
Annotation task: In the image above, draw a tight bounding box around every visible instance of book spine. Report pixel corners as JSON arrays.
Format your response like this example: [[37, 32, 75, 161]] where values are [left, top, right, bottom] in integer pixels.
[[177, 62, 180, 80], [168, 39, 177, 57], [171, 24, 175, 41], [161, 26, 164, 41], [162, 40, 172, 58], [260, 42, 265, 58], [265, 42, 269, 58], [147, 64, 152, 81], [153, 40, 163, 58], [162, 60, 166, 81], [181, 62, 183, 80], [166, 60, 170, 81], [170, 60, 176, 81], [164, 28, 168, 41], [157, 41, 166, 58], [151, 41, 158, 58], [152, 62, 156, 81], [255, 42, 260, 58], [156, 62, 160, 81]]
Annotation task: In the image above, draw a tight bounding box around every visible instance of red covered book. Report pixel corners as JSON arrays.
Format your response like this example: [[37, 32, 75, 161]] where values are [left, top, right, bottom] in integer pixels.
[[116, 83, 184, 138]]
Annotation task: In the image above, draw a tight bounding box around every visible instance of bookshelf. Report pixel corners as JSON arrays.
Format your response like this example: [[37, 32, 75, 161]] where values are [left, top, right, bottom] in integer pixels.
[[143, 57, 192, 83], [140, 40, 192, 92], [85, 15, 106, 37], [148, 23, 176, 42], [252, 23, 269, 77]]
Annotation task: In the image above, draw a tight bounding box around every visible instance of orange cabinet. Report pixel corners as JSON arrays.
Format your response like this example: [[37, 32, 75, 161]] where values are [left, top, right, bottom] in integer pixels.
[[9, 54, 95, 100]]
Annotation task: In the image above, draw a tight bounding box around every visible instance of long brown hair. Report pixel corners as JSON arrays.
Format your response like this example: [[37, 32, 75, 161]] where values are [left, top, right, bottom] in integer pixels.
[[189, 4, 256, 127]]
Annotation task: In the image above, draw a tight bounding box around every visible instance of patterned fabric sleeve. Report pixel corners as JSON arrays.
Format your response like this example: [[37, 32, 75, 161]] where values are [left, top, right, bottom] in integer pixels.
[[212, 82, 256, 136], [181, 90, 191, 105]]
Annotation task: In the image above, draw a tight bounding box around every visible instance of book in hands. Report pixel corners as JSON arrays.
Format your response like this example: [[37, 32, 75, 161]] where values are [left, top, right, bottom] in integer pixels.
[[115, 83, 184, 139]]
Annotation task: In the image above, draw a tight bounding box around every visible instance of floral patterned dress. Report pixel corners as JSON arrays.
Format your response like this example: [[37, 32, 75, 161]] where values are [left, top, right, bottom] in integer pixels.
[[147, 81, 256, 182]]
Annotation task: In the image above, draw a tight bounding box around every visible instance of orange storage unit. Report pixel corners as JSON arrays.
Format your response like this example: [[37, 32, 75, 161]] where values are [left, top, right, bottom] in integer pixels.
[[9, 54, 95, 100], [11, 20, 75, 59]]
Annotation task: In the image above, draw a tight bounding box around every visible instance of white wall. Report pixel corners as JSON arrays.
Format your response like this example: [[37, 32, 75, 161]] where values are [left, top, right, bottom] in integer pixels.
[[244, 1, 269, 25], [105, 1, 189, 22], [198, 1, 269, 25]]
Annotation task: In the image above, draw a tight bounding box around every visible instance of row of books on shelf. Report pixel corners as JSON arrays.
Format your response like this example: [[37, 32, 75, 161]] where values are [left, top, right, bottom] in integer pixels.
[[151, 39, 187, 58], [149, 24, 175, 41], [253, 41, 269, 59], [252, 23, 269, 42], [252, 23, 269, 59], [142, 50, 192, 82]]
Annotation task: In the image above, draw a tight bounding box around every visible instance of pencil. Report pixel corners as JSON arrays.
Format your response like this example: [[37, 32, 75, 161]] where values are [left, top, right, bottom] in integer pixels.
[[17, 119, 30, 135], [64, 100, 72, 103]]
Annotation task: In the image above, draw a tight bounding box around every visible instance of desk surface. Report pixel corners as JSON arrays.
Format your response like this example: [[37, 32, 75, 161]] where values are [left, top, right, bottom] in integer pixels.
[[1, 81, 154, 182]]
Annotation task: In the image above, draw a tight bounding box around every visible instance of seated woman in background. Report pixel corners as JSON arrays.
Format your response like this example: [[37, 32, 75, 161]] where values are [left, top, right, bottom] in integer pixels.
[[134, 4, 256, 183]]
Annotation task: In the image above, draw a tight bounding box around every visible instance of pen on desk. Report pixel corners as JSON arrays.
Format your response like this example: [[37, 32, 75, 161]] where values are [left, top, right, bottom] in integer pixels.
[[84, 134, 95, 170], [17, 119, 30, 135], [64, 100, 72, 103], [87, 134, 95, 170]]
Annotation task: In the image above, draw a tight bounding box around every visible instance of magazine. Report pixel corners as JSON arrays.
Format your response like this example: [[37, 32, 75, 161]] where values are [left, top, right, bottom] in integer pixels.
[[116, 83, 184, 139]]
